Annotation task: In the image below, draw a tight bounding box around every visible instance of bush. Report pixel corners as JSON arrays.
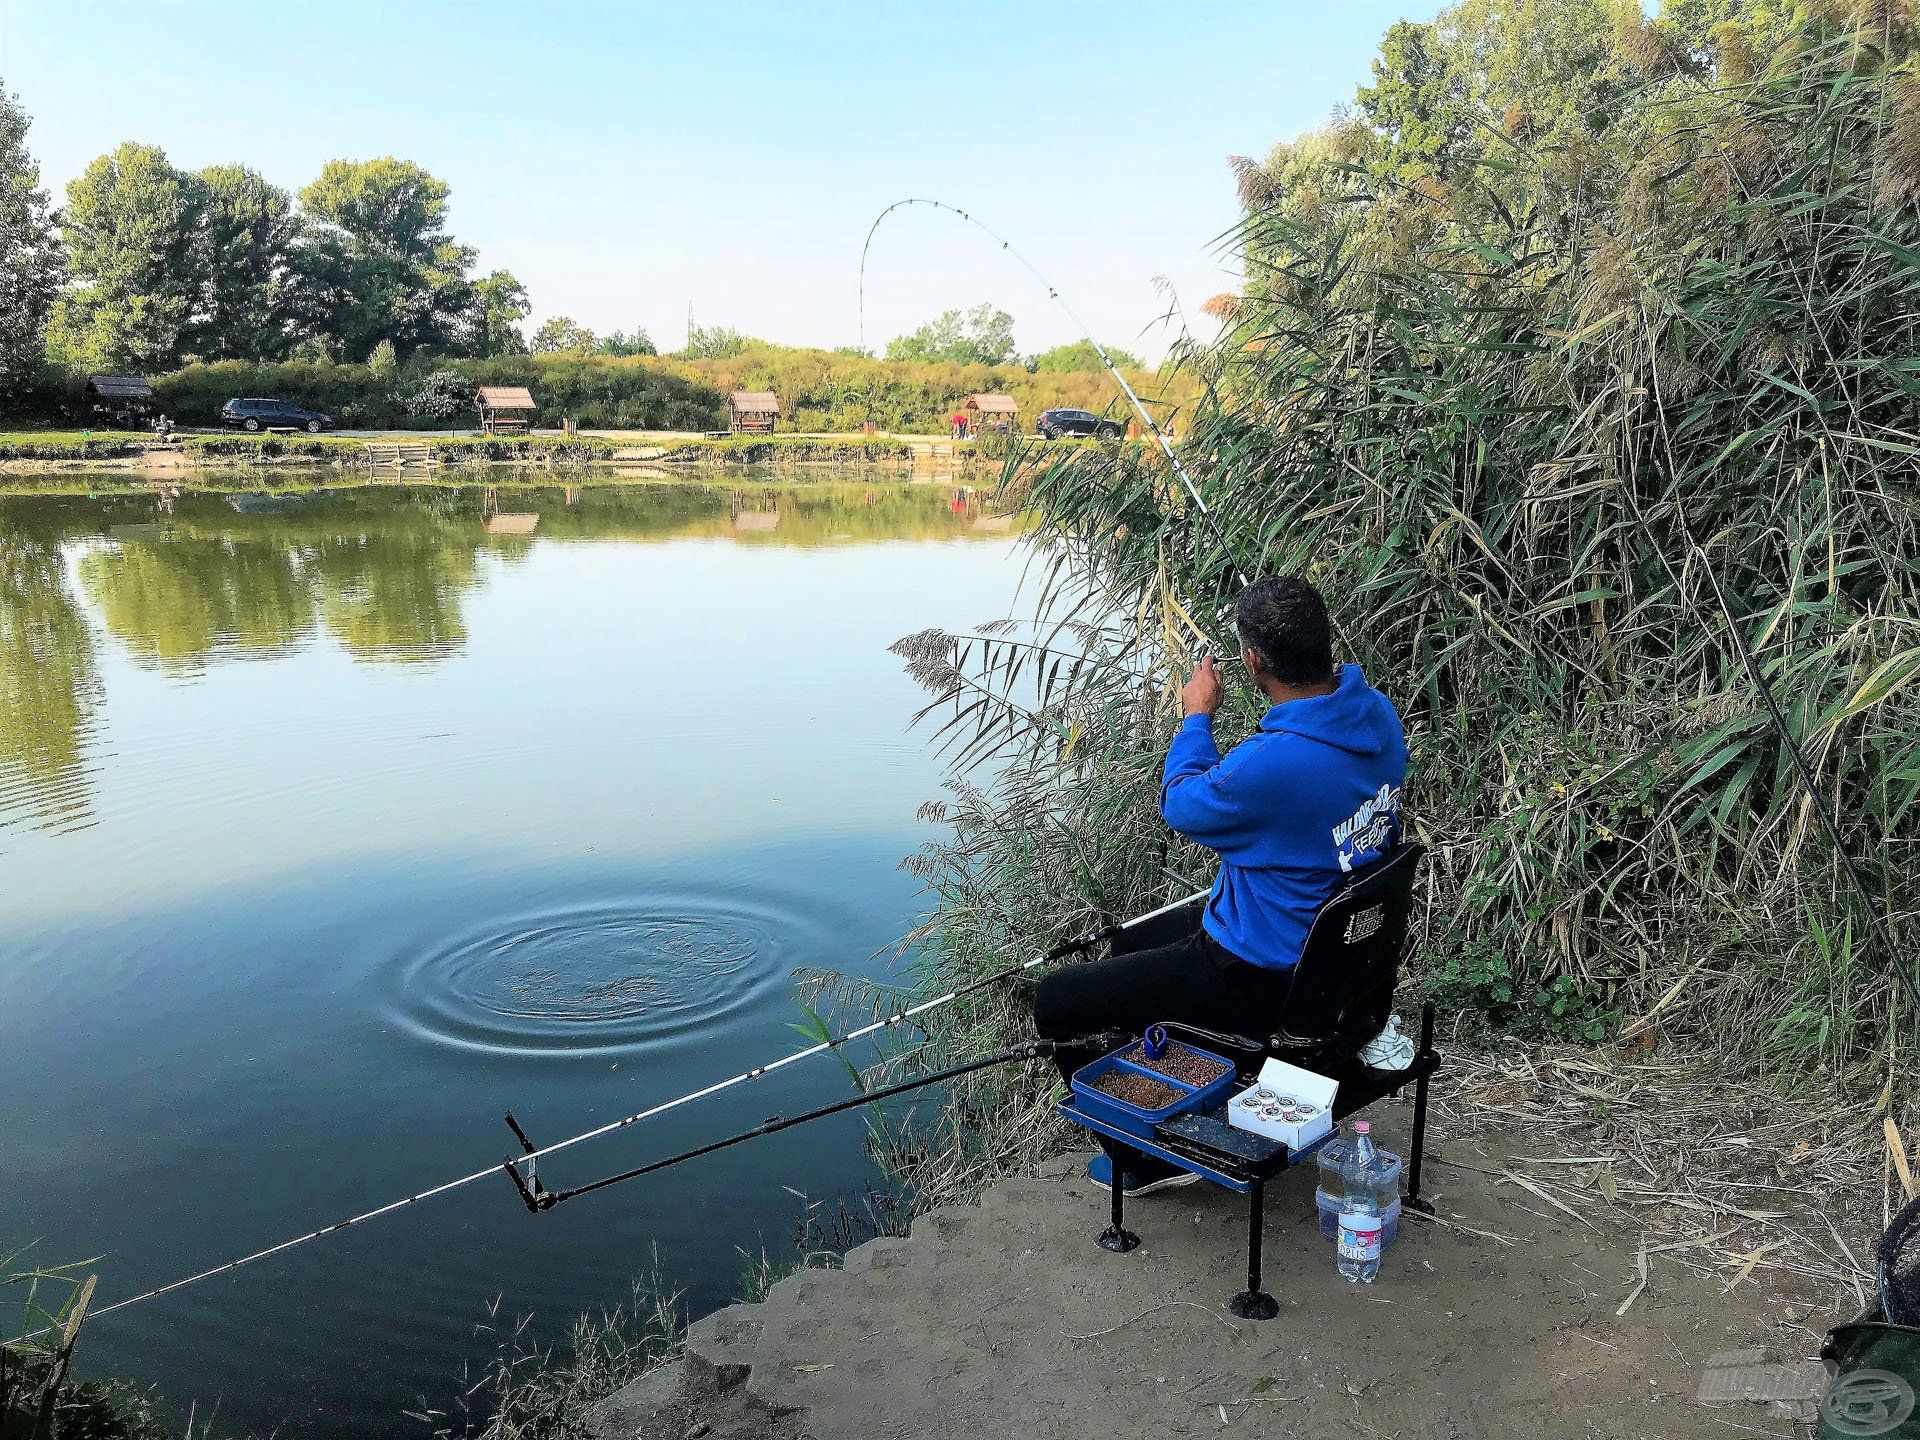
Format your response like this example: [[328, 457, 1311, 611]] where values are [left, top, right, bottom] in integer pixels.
[[120, 348, 1190, 435], [406, 369, 471, 420]]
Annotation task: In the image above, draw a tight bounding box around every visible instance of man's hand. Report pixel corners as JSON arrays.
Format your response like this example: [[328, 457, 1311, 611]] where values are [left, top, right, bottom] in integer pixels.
[[1181, 656, 1224, 717]]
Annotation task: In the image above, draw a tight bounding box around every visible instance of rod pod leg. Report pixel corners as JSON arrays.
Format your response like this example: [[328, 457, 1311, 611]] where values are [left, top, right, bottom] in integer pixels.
[[1094, 1138, 1140, 1253], [1404, 1001, 1437, 1217], [1229, 1181, 1279, 1320]]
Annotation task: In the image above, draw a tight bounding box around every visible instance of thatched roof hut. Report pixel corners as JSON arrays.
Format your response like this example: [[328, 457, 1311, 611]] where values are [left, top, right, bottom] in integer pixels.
[[727, 390, 779, 436], [965, 393, 1018, 431], [476, 385, 536, 436], [85, 375, 156, 423]]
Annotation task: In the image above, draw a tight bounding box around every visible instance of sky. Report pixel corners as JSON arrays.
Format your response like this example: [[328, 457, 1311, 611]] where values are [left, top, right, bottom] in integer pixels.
[[1, 1, 1442, 362]]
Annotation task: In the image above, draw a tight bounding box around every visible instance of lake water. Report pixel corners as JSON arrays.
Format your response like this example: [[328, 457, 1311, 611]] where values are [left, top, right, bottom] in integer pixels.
[[0, 475, 1027, 1435]]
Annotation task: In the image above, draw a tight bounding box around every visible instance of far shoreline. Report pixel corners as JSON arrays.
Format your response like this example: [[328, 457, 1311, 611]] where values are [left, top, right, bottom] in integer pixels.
[[0, 427, 1121, 483]]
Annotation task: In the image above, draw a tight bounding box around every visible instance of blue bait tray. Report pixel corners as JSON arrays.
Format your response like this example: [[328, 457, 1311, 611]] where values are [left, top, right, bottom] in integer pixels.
[[1069, 1041, 1239, 1141]]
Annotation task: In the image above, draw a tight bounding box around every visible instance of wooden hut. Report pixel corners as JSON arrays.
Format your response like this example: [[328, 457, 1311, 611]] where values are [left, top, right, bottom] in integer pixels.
[[475, 385, 536, 436], [965, 393, 1018, 433], [85, 375, 156, 427], [726, 390, 779, 436]]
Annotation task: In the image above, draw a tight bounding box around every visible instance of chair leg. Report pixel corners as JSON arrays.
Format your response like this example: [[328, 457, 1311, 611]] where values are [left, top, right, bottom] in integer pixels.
[[1095, 1137, 1139, 1253], [1228, 1181, 1280, 1319], [1405, 1001, 1437, 1216]]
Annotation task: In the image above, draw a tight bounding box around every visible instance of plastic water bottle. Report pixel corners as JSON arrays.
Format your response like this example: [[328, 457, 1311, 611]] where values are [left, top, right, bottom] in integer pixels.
[[1314, 1135, 1349, 1240], [1336, 1121, 1385, 1283]]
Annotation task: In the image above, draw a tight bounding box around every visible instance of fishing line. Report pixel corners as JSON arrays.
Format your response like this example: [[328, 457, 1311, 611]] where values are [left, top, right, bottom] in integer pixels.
[[858, 197, 1250, 589], [13, 887, 1208, 1341]]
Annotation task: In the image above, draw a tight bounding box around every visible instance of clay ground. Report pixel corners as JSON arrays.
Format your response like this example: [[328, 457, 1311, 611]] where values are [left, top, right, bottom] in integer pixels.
[[591, 1091, 1853, 1439]]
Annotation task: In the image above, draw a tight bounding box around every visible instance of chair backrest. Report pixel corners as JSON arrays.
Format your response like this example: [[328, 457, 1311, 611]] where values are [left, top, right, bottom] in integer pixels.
[[1270, 840, 1425, 1053]]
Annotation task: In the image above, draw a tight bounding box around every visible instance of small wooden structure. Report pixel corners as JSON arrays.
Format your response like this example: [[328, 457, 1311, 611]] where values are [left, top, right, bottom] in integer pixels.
[[726, 390, 779, 436], [476, 385, 536, 436], [965, 393, 1018, 433], [85, 375, 156, 427], [364, 441, 437, 470]]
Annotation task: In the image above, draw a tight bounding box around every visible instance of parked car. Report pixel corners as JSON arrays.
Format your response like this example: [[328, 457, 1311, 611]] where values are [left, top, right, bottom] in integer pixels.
[[221, 398, 335, 433], [1035, 408, 1123, 440]]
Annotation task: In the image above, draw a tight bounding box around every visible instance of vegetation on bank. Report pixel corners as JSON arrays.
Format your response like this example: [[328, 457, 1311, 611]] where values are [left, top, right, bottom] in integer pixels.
[[0, 348, 1193, 437], [0, 431, 625, 465], [873, 0, 1920, 1214]]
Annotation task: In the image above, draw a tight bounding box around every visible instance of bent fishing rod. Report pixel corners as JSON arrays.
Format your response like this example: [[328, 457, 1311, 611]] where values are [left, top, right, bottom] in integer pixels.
[[501, 1031, 1121, 1212], [16, 886, 1207, 1341], [859, 197, 1249, 589]]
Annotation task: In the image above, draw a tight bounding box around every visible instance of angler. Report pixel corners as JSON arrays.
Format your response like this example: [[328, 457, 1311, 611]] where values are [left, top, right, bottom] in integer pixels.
[[1034, 574, 1410, 1196]]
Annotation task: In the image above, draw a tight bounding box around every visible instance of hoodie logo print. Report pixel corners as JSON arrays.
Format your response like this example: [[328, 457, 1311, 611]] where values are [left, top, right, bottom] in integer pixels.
[[1333, 783, 1401, 873]]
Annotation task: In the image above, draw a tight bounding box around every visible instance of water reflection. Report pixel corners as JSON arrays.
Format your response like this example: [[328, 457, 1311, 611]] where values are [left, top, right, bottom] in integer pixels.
[[0, 527, 102, 832], [0, 478, 1016, 835]]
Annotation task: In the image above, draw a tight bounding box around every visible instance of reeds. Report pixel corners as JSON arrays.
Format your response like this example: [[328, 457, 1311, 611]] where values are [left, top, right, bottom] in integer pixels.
[[878, 4, 1920, 1222]]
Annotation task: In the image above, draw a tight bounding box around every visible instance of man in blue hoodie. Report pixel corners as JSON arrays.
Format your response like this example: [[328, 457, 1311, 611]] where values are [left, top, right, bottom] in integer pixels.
[[1033, 575, 1407, 1193]]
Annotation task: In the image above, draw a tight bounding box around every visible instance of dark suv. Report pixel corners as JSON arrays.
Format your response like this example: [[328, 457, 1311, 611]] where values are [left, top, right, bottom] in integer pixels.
[[1036, 408, 1122, 440], [221, 398, 334, 433]]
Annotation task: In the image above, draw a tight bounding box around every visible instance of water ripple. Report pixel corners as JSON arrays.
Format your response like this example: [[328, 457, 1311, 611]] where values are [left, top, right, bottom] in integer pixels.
[[380, 890, 824, 1059]]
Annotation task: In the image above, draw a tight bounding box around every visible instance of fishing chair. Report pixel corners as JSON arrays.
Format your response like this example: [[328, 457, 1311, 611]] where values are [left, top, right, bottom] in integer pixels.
[[1063, 841, 1441, 1318], [1113, 840, 1428, 1077]]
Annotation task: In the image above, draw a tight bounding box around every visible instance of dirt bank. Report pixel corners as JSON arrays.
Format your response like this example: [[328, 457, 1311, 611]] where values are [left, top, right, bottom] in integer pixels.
[[592, 1091, 1855, 1439]]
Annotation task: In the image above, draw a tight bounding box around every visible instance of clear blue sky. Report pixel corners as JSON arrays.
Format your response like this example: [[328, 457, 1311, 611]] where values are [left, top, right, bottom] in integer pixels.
[[2, 1, 1440, 360]]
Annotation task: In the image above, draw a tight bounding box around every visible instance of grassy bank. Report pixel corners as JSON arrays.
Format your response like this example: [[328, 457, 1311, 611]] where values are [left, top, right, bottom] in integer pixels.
[[0, 429, 1117, 476], [0, 431, 621, 466]]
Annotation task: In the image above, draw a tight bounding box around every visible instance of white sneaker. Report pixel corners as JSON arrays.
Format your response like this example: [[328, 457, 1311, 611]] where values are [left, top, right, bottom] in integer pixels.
[[1358, 1013, 1416, 1071]]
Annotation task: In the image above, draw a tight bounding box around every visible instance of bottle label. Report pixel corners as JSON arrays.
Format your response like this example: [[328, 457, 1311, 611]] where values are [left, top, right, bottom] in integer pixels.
[[1338, 1212, 1382, 1262]]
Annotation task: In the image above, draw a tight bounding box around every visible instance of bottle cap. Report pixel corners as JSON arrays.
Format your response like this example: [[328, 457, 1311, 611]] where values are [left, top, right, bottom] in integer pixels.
[[1353, 1120, 1370, 1134]]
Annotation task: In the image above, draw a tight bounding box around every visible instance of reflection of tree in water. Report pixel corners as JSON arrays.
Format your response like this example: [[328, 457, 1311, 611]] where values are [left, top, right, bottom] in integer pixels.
[[68, 493, 489, 668], [0, 525, 102, 832], [9, 482, 1018, 692], [310, 524, 481, 662], [78, 534, 315, 673]]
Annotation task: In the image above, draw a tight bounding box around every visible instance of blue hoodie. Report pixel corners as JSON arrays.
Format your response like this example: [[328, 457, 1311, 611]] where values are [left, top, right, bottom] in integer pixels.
[[1161, 663, 1407, 970]]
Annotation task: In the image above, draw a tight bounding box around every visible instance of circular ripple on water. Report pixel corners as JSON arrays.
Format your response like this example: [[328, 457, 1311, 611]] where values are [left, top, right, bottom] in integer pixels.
[[386, 893, 820, 1058]]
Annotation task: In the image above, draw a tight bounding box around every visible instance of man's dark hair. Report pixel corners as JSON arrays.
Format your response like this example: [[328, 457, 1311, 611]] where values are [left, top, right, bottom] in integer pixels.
[[1234, 575, 1335, 685]]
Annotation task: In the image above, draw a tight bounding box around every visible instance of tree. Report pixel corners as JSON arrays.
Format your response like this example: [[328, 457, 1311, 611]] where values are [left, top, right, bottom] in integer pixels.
[[0, 84, 60, 410], [183, 163, 297, 360], [1355, 20, 1477, 180], [598, 327, 656, 357], [48, 142, 202, 372], [293, 157, 477, 360], [531, 315, 596, 354], [681, 322, 751, 359], [404, 369, 471, 420], [1029, 339, 1141, 373], [367, 339, 397, 375], [470, 269, 529, 356], [885, 304, 1017, 366]]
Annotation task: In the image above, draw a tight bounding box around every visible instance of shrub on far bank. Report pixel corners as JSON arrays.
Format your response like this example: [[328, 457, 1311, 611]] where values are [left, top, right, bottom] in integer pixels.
[[21, 347, 1193, 435], [139, 356, 727, 431]]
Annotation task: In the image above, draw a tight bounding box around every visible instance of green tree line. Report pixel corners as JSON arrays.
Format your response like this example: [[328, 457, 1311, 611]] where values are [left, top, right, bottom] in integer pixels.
[[0, 81, 1158, 430]]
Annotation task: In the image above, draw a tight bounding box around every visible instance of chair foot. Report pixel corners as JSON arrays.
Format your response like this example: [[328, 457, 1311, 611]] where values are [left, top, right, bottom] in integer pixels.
[[1404, 1195, 1435, 1216], [1096, 1225, 1140, 1253], [1229, 1290, 1279, 1320]]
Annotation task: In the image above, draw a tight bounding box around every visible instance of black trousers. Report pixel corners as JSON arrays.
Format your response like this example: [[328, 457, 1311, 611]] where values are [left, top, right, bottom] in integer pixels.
[[1032, 904, 1296, 1084]]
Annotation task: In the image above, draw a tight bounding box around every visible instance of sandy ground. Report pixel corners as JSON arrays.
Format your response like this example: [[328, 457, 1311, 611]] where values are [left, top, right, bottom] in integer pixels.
[[592, 1092, 1847, 1439]]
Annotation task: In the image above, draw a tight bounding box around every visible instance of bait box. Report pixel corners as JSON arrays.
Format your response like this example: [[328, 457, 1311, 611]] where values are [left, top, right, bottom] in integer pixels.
[[1069, 1044, 1239, 1142], [1227, 1057, 1339, 1152]]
